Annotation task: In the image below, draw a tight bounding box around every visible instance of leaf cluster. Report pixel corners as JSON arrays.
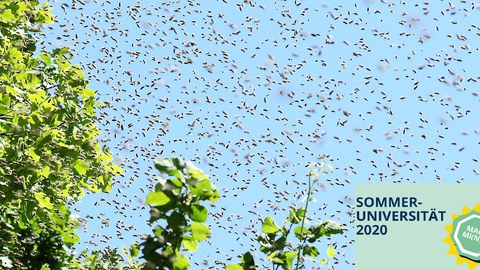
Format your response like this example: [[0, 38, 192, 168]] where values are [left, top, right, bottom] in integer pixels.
[[228, 162, 346, 270], [141, 158, 219, 270], [254, 214, 344, 270]]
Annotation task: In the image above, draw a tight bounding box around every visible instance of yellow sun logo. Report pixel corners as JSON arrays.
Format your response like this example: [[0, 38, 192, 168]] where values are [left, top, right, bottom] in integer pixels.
[[444, 205, 480, 270]]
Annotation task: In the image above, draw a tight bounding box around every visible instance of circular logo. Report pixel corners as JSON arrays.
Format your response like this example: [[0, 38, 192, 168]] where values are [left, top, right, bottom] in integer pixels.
[[451, 210, 480, 262], [445, 206, 480, 269]]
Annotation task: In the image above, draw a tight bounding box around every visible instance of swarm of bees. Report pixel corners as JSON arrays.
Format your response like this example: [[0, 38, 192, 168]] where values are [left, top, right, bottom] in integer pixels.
[[46, 0, 480, 268]]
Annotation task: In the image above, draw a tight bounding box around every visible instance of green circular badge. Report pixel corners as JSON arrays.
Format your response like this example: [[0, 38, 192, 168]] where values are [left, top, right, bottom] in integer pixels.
[[451, 210, 480, 261]]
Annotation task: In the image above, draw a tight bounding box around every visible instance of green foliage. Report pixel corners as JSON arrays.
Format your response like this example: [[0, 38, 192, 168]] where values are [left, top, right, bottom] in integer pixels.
[[228, 161, 346, 270], [226, 252, 256, 270], [67, 247, 141, 269], [0, 0, 121, 268], [141, 158, 219, 269], [262, 216, 281, 234]]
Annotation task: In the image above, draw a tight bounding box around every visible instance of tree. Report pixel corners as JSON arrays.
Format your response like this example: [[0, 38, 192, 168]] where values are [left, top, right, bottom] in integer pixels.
[[0, 1, 120, 268]]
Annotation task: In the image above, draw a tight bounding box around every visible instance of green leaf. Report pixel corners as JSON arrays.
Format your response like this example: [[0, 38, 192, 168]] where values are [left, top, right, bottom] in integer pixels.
[[296, 208, 306, 220], [190, 222, 210, 241], [73, 159, 89, 174], [42, 101, 55, 112], [309, 220, 346, 242], [169, 178, 183, 187], [191, 179, 213, 196], [36, 132, 52, 149], [327, 246, 335, 258], [242, 251, 255, 267], [17, 220, 26, 230], [110, 164, 123, 176], [146, 191, 171, 206], [285, 251, 297, 270], [28, 147, 40, 163], [154, 157, 183, 178], [81, 89, 95, 100], [189, 169, 209, 180], [0, 94, 11, 114], [173, 253, 190, 270], [289, 209, 300, 224], [40, 166, 51, 177], [34, 192, 53, 209], [294, 226, 310, 240], [323, 220, 346, 236], [167, 211, 186, 231], [0, 9, 15, 23], [40, 52, 51, 65], [262, 216, 280, 234], [149, 207, 163, 223], [27, 89, 46, 103], [267, 252, 284, 264], [274, 236, 287, 250], [257, 234, 275, 254], [99, 173, 113, 192], [209, 188, 220, 202], [303, 245, 319, 258], [190, 178, 220, 202], [130, 244, 139, 257], [62, 231, 80, 244], [53, 47, 69, 56], [189, 204, 208, 222], [182, 236, 199, 252], [226, 264, 243, 270]]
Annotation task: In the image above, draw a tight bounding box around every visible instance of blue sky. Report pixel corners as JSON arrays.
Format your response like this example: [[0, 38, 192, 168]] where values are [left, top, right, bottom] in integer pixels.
[[44, 0, 480, 268]]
